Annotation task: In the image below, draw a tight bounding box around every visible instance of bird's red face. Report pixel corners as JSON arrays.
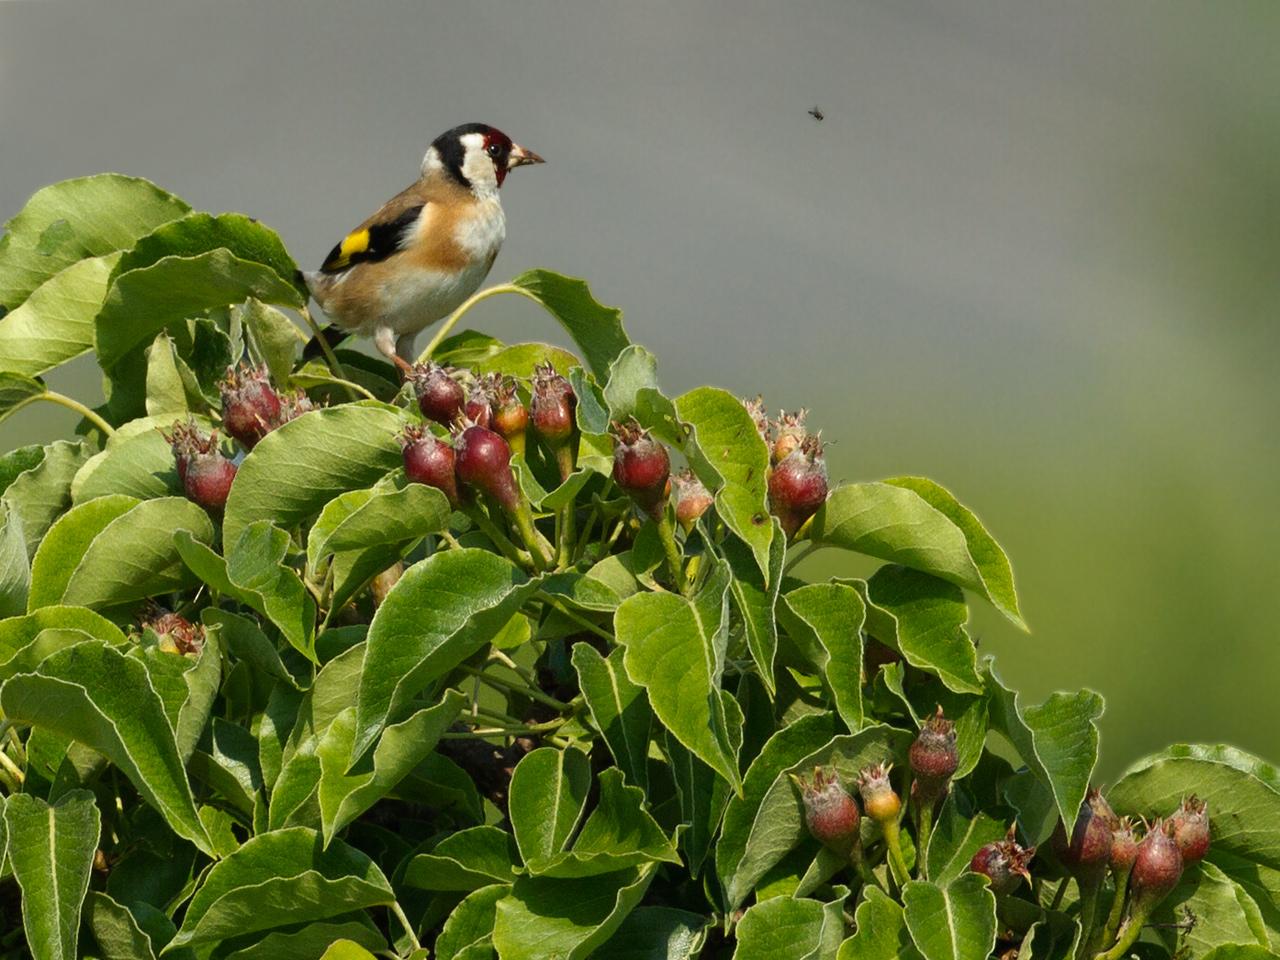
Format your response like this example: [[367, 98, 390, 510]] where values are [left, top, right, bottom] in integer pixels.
[[431, 123, 544, 191], [480, 128, 544, 187]]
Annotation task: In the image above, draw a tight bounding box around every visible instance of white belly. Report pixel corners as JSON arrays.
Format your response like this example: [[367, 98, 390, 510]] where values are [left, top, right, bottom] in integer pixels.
[[374, 197, 506, 337]]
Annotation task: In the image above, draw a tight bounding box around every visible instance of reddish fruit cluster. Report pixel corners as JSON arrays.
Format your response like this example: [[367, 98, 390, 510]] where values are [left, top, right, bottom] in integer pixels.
[[747, 397, 830, 538], [1169, 794, 1210, 864], [531, 363, 578, 480], [672, 468, 713, 531], [219, 364, 313, 449], [909, 706, 959, 801], [139, 608, 205, 656], [465, 372, 503, 429], [1052, 787, 1118, 882], [611, 419, 670, 517], [411, 362, 466, 426], [856, 762, 902, 824], [399, 425, 460, 507], [1129, 818, 1184, 908], [969, 828, 1036, 894], [455, 420, 520, 512], [1110, 816, 1140, 872], [794, 767, 862, 858], [163, 421, 237, 514], [493, 378, 529, 456]]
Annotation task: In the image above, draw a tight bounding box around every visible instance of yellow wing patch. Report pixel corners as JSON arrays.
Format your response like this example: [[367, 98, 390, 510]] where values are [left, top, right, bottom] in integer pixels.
[[327, 229, 370, 270]]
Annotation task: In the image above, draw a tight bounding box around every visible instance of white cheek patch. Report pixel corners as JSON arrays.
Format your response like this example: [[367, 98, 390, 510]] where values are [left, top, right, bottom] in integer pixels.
[[459, 132, 499, 197]]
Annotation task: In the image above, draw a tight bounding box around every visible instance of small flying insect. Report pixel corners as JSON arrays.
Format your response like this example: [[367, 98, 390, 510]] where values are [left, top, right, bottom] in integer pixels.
[[808, 105, 824, 122]]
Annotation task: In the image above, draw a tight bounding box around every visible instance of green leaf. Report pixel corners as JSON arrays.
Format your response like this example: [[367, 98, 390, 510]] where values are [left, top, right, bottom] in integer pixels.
[[144, 333, 188, 417], [28, 494, 139, 609], [3, 791, 101, 960], [509, 746, 592, 865], [0, 500, 29, 618], [134, 629, 222, 762], [924, 790, 1011, 885], [223, 402, 406, 546], [201, 607, 303, 690], [0, 640, 213, 854], [857, 566, 982, 694], [0, 174, 189, 309], [885, 477, 1022, 627], [57, 497, 215, 609], [0, 371, 45, 425], [0, 444, 45, 494], [238, 298, 300, 386], [617, 560, 743, 791], [71, 422, 184, 504], [675, 387, 774, 582], [733, 894, 847, 960], [984, 661, 1103, 840], [95, 249, 303, 370], [403, 826, 518, 892], [602, 345, 684, 446], [529, 768, 681, 879], [475, 341, 582, 378], [112, 211, 300, 290], [316, 691, 466, 844], [85, 891, 159, 960], [1199, 948, 1280, 960], [4, 439, 90, 558], [594, 907, 708, 960], [221, 920, 387, 960], [492, 863, 657, 960], [715, 712, 840, 910], [720, 724, 912, 910], [175, 522, 316, 660], [1151, 862, 1270, 956], [572, 644, 652, 791], [901, 875, 997, 960], [665, 734, 730, 877], [1108, 745, 1280, 944], [308, 481, 451, 569], [722, 525, 785, 695], [317, 941, 379, 960], [0, 254, 121, 376], [810, 482, 1025, 628], [509, 269, 631, 378], [837, 887, 923, 960], [1015, 914, 1081, 960], [778, 582, 866, 730], [167, 828, 395, 948], [436, 883, 508, 960], [354, 548, 534, 761], [0, 605, 125, 682]]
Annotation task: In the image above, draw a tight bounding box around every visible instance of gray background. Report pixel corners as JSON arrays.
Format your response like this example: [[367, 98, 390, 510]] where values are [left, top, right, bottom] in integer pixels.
[[3, 1, 1278, 775]]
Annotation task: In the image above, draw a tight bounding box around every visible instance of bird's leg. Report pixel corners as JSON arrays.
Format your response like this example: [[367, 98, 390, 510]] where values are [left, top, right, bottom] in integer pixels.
[[395, 333, 419, 369], [375, 326, 414, 376]]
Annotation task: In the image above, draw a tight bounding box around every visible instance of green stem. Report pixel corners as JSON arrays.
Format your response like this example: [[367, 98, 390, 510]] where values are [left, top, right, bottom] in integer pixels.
[[1098, 867, 1132, 954], [537, 593, 615, 644], [389, 900, 421, 953], [489, 648, 540, 686], [509, 498, 553, 572], [881, 817, 911, 889], [1049, 876, 1069, 911], [782, 540, 820, 576], [1096, 911, 1148, 960], [1073, 878, 1102, 960], [419, 283, 545, 362], [40, 390, 116, 437], [464, 505, 531, 568], [572, 504, 599, 563], [852, 844, 887, 894], [556, 501, 576, 569], [299, 305, 358, 401], [456, 664, 569, 712], [654, 512, 688, 595], [0, 747, 24, 785], [917, 802, 935, 879]]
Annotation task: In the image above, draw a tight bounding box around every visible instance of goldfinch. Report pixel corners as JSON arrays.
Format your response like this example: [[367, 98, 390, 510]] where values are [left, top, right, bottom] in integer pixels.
[[300, 123, 544, 372]]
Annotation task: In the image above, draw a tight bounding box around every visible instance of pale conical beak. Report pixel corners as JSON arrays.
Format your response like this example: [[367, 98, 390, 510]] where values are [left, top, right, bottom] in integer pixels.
[[508, 144, 545, 169]]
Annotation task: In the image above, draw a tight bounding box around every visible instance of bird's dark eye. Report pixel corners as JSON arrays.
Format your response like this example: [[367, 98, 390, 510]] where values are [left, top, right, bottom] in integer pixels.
[[486, 142, 502, 158]]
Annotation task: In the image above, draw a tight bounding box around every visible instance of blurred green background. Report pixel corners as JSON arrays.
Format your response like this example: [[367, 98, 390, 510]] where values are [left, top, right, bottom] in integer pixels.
[[3, 2, 1277, 777]]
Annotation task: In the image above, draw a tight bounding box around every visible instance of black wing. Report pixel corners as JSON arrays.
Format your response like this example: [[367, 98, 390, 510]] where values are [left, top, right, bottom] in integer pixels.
[[319, 204, 425, 274]]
